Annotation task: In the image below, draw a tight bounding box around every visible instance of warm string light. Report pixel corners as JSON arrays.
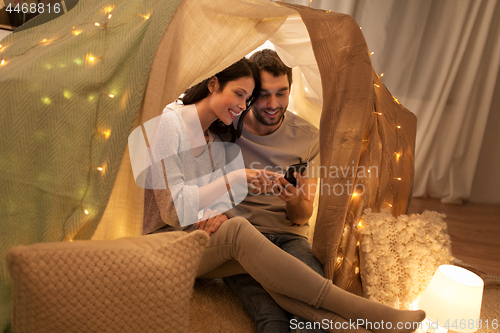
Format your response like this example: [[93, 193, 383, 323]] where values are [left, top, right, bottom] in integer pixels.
[[374, 112, 382, 116], [380, 73, 384, 78], [374, 83, 380, 88], [108, 94, 115, 98], [0, 59, 5, 66], [394, 177, 402, 181], [84, 209, 89, 215], [396, 125, 401, 129], [370, 51, 374, 56], [96, 167, 103, 171], [138, 14, 150, 20], [387, 203, 393, 207], [358, 220, 363, 228]]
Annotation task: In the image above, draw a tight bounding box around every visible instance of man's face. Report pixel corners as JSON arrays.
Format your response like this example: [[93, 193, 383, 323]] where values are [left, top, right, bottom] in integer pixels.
[[251, 71, 290, 128]]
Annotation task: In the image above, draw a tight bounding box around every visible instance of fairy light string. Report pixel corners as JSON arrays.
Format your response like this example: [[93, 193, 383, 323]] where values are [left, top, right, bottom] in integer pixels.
[[0, 2, 152, 241]]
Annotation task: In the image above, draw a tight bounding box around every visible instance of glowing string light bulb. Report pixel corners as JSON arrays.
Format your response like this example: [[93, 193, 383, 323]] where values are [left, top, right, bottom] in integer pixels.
[[374, 112, 382, 115], [394, 177, 402, 181], [95, 22, 100, 26], [108, 94, 115, 98], [388, 203, 393, 207], [358, 220, 363, 228], [108, 14, 112, 19], [374, 84, 380, 88], [370, 51, 374, 56], [380, 73, 384, 77], [84, 209, 89, 215], [97, 167, 103, 171], [0, 59, 5, 66]]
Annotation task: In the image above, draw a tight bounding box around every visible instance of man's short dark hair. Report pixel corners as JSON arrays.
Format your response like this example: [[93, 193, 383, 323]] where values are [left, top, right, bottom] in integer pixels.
[[249, 49, 292, 87]]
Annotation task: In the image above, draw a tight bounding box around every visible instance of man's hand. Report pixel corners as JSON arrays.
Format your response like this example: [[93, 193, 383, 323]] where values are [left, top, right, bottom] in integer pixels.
[[274, 172, 317, 225], [273, 172, 305, 203], [195, 209, 228, 236]]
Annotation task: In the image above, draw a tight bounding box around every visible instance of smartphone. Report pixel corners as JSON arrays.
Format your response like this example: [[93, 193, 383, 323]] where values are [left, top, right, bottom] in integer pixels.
[[284, 162, 308, 187]]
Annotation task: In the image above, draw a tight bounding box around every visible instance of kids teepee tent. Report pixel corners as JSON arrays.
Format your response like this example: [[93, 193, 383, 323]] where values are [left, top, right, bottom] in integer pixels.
[[0, 0, 416, 328]]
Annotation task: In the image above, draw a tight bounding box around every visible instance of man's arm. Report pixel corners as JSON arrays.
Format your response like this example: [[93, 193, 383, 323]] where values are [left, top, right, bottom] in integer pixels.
[[274, 174, 317, 226]]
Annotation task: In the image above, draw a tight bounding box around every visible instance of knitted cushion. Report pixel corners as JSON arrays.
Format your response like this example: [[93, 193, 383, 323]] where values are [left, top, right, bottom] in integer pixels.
[[359, 209, 453, 309], [6, 230, 209, 333]]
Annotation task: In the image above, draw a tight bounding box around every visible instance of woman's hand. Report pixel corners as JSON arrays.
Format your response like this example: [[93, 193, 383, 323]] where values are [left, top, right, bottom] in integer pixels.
[[195, 209, 228, 236], [230, 169, 281, 194]]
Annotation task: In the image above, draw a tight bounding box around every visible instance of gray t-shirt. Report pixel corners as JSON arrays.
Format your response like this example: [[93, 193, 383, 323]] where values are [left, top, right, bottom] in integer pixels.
[[232, 111, 320, 238]]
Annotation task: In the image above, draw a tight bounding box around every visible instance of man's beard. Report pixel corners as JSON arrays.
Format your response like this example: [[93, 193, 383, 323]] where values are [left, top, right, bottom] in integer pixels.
[[251, 107, 286, 127]]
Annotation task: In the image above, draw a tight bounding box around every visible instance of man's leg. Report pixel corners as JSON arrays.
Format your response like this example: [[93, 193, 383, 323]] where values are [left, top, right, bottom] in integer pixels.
[[276, 234, 326, 333], [223, 233, 326, 333], [223, 233, 291, 333]]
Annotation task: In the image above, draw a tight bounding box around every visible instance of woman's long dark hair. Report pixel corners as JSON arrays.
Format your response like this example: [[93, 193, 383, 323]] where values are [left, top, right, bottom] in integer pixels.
[[181, 58, 261, 142]]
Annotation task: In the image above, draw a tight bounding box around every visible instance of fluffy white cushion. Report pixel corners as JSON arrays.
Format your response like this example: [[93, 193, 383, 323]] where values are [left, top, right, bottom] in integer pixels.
[[7, 230, 209, 333], [359, 209, 453, 309]]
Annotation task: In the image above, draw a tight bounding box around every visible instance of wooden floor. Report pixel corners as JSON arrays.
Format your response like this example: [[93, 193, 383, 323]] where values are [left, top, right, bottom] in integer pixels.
[[408, 197, 500, 276]]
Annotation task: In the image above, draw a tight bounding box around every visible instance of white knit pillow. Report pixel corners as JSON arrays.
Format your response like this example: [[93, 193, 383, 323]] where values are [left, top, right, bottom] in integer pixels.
[[359, 209, 453, 309], [7, 230, 209, 333]]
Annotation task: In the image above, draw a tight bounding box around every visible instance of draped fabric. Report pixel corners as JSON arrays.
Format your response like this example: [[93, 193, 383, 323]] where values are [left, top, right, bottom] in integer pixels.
[[283, 4, 416, 295], [287, 0, 500, 205], [0, 0, 176, 327]]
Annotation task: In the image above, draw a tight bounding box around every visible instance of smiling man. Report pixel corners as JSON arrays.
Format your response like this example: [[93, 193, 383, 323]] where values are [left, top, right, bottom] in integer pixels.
[[224, 49, 325, 333]]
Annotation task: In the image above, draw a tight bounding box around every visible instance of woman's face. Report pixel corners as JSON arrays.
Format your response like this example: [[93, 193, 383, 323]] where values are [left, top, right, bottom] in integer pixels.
[[210, 76, 255, 126]]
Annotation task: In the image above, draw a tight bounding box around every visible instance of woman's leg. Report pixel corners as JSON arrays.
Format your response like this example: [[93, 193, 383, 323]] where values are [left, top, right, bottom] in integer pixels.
[[264, 288, 369, 333], [196, 217, 330, 307], [197, 217, 425, 333]]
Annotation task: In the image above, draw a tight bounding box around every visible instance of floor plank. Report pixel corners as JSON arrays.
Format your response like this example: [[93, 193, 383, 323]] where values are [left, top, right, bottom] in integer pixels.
[[408, 197, 500, 276]]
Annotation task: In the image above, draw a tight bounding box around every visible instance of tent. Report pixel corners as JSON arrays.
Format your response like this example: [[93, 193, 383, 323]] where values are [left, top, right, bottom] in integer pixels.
[[0, 0, 416, 328]]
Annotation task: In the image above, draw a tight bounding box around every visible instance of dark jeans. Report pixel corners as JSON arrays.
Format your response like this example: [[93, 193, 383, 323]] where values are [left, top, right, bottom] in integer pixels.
[[223, 233, 326, 333]]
